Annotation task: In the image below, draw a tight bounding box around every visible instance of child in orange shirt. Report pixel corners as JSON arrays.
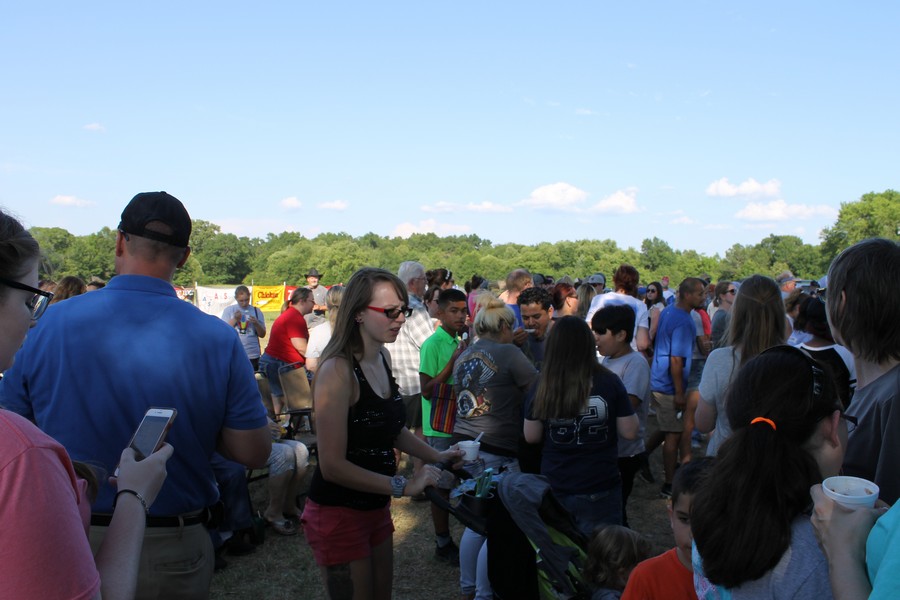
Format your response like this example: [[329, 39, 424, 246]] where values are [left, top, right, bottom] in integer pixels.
[[621, 458, 713, 600]]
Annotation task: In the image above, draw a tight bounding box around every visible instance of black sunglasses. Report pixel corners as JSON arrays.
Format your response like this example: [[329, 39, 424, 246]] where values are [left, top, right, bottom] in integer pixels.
[[367, 305, 413, 320], [0, 276, 54, 321]]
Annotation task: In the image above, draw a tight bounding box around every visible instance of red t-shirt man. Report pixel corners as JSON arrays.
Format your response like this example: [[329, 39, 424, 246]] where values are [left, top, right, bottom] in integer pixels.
[[264, 290, 314, 365]]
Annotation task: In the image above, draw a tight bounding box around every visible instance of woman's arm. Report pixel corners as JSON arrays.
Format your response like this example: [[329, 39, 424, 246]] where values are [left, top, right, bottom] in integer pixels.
[[289, 336, 308, 357], [695, 395, 716, 433], [94, 444, 174, 600], [616, 414, 639, 440], [810, 484, 886, 600], [394, 428, 464, 470], [523, 418, 543, 444]]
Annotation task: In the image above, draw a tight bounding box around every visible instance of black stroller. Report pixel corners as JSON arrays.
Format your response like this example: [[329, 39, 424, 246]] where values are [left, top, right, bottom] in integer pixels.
[[427, 470, 591, 600]]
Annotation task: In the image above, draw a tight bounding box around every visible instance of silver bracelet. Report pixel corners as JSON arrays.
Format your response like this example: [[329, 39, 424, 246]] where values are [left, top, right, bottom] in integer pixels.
[[115, 489, 150, 514]]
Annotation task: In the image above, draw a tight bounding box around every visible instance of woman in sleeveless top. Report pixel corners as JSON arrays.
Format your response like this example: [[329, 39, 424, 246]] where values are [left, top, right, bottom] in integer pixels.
[[303, 267, 462, 600]]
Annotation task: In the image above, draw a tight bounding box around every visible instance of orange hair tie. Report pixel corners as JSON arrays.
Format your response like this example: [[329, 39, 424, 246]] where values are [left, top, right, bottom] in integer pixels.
[[750, 417, 776, 431]]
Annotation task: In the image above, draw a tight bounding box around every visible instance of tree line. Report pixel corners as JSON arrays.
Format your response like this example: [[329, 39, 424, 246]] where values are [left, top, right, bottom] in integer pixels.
[[30, 190, 899, 289]]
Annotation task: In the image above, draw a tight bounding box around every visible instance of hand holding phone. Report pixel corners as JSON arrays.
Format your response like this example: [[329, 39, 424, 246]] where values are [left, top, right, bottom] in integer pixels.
[[114, 408, 176, 476]]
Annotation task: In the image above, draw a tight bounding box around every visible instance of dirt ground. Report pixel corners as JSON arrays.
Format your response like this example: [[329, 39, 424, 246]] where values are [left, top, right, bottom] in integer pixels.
[[210, 413, 695, 599]]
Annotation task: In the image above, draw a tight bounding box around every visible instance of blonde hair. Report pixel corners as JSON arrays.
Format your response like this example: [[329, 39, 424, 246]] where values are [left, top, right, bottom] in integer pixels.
[[575, 284, 596, 320], [326, 285, 344, 328], [473, 296, 515, 338]]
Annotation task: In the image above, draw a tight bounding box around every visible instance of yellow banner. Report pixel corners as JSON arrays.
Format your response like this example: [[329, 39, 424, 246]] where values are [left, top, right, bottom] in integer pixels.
[[252, 285, 285, 310]]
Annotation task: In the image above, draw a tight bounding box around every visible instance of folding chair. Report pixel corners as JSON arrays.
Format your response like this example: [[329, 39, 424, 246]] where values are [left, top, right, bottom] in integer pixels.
[[277, 361, 317, 455]]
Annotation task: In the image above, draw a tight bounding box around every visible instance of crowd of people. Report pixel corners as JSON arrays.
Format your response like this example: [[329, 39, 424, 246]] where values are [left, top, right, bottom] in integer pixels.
[[0, 191, 897, 600]]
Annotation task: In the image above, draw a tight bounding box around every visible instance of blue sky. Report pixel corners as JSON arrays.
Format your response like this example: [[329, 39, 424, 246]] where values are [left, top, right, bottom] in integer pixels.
[[2, 2, 897, 256]]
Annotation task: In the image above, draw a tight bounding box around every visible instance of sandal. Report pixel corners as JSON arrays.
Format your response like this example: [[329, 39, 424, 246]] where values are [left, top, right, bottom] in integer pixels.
[[267, 518, 297, 536]]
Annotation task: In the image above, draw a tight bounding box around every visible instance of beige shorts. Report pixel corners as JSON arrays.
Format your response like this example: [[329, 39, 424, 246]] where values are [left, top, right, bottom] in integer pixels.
[[652, 391, 684, 433]]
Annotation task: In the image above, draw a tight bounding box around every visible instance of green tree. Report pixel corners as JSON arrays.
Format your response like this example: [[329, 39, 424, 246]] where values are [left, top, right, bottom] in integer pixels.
[[29, 226, 76, 278], [66, 228, 117, 280], [820, 190, 900, 264]]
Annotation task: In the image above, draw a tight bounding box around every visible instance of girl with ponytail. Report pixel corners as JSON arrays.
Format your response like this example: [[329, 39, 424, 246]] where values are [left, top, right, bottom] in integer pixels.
[[692, 345, 848, 599]]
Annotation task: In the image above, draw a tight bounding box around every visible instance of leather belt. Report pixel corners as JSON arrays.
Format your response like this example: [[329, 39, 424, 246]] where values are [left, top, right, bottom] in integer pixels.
[[91, 511, 206, 528]]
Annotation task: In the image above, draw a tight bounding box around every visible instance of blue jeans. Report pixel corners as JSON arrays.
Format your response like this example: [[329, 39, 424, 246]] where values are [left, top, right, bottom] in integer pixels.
[[555, 484, 623, 538], [259, 354, 289, 398], [460, 451, 519, 598]]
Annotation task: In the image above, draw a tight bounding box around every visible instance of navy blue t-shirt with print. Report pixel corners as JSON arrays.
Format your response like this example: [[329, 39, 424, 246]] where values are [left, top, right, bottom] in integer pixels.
[[527, 368, 633, 495]]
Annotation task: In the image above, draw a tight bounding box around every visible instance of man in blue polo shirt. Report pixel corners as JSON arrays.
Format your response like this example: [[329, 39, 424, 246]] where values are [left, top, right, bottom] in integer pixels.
[[649, 277, 706, 499], [0, 191, 271, 600]]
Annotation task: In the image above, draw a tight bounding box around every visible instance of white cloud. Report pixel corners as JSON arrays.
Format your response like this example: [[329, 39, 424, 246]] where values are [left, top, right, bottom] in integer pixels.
[[517, 182, 588, 211], [318, 200, 348, 211], [735, 199, 837, 221], [671, 216, 695, 225], [83, 122, 106, 132], [575, 108, 595, 116], [280, 196, 302, 210], [421, 201, 512, 214], [50, 194, 94, 208], [706, 177, 781, 198], [587, 188, 640, 214], [517, 184, 641, 215], [391, 219, 471, 238]]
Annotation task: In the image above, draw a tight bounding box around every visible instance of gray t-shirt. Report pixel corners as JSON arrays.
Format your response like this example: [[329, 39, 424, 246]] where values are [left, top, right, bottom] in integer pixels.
[[453, 338, 538, 455], [602, 352, 650, 458], [221, 304, 264, 360], [711, 309, 730, 349], [694, 518, 834, 600], [699, 347, 741, 456], [843, 363, 900, 504]]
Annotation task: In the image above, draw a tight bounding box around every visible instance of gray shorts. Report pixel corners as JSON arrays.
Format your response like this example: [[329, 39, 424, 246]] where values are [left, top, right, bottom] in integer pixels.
[[652, 391, 684, 433], [402, 393, 423, 430]]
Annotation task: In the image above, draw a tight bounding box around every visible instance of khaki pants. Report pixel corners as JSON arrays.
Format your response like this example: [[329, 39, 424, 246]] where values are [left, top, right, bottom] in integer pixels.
[[89, 521, 214, 600]]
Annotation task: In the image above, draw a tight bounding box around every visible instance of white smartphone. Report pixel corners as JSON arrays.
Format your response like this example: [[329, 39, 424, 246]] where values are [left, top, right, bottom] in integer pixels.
[[114, 408, 177, 476]]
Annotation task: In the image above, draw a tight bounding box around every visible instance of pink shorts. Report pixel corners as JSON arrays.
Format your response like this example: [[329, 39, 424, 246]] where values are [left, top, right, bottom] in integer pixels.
[[301, 500, 394, 566]]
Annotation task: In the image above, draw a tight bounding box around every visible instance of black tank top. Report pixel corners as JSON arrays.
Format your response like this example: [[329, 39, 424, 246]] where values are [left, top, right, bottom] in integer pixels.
[[308, 354, 406, 510]]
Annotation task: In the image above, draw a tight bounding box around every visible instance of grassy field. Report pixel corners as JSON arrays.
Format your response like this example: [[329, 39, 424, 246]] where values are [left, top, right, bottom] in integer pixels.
[[209, 417, 684, 600]]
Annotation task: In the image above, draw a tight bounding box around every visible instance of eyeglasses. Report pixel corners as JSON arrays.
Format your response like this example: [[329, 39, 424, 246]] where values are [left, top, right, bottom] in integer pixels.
[[839, 411, 858, 434], [725, 289, 737, 295], [0, 276, 54, 321], [367, 305, 412, 320]]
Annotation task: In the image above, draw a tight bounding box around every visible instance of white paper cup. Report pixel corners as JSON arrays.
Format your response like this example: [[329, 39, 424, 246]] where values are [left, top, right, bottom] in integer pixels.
[[822, 476, 879, 508], [458, 440, 480, 461]]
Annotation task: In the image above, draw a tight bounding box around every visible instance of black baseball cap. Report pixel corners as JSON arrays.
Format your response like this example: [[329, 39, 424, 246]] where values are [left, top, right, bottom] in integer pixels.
[[118, 191, 191, 248]]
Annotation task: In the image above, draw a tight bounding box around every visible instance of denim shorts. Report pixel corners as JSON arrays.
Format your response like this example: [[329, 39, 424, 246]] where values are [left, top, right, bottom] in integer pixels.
[[259, 354, 289, 398]]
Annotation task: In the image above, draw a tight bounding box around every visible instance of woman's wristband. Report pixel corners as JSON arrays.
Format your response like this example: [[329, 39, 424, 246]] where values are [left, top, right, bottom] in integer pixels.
[[114, 489, 150, 514]]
